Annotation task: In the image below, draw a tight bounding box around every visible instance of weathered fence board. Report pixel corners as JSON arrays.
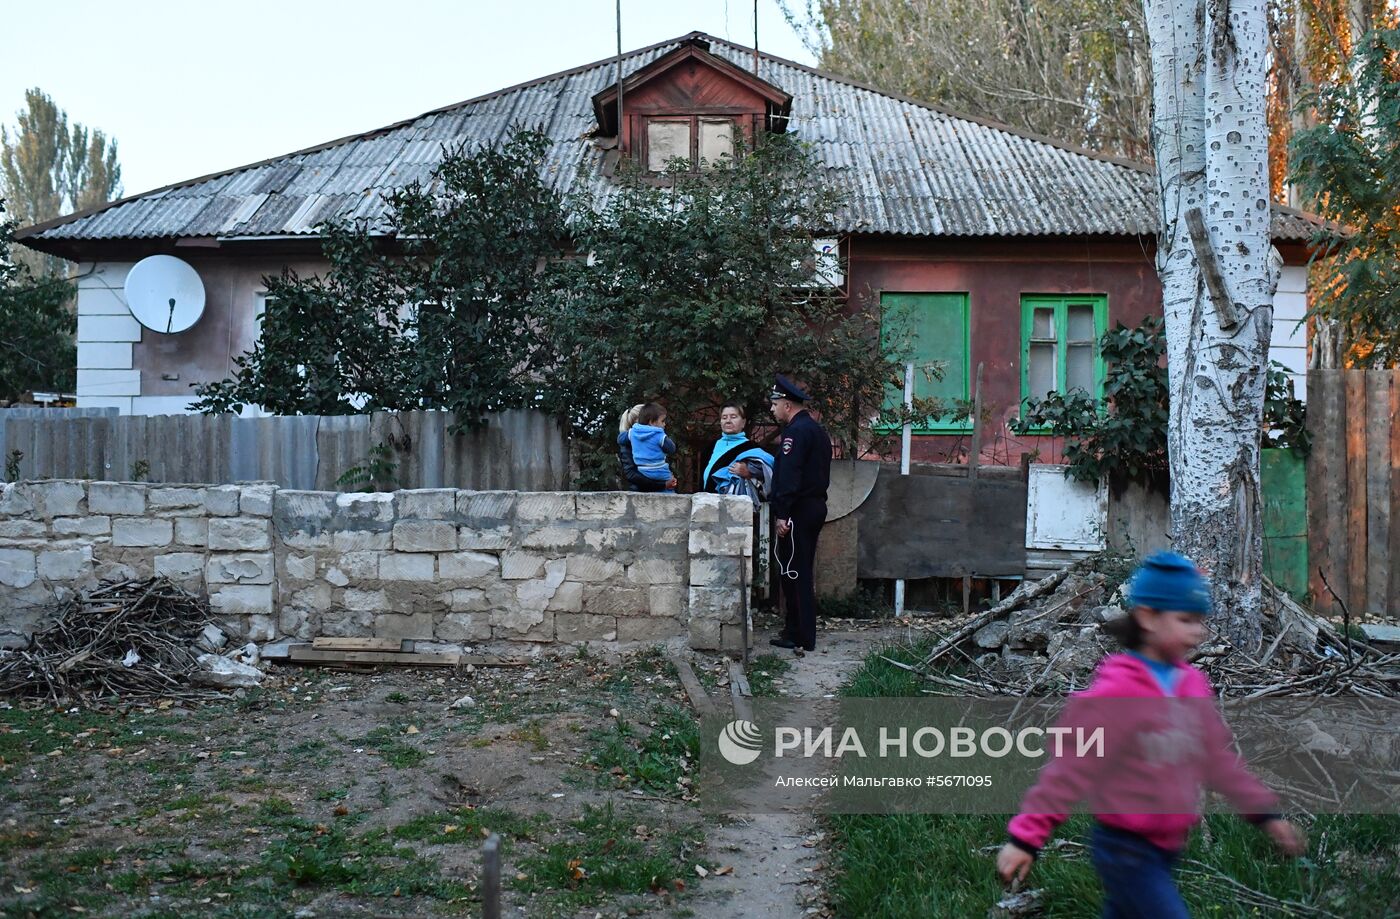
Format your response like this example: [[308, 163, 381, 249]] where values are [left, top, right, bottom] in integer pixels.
[[0, 409, 568, 492], [1307, 369, 1398, 615]]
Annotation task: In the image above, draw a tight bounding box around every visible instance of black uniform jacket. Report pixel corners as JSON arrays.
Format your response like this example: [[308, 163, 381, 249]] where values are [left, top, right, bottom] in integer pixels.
[[770, 410, 832, 520]]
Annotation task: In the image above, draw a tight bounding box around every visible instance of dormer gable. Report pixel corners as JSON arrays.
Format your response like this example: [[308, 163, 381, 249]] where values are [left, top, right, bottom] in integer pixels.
[[593, 37, 792, 172]]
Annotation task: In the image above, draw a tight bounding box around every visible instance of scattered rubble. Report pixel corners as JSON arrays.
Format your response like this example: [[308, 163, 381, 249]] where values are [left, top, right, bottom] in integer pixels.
[[901, 556, 1400, 699], [192, 652, 265, 689], [0, 577, 262, 704]]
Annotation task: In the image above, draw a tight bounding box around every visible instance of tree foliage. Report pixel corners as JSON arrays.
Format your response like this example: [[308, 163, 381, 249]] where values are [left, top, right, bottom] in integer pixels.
[[1289, 25, 1400, 366], [193, 130, 565, 423], [0, 199, 74, 400], [1012, 318, 1308, 490], [780, 0, 1154, 160], [1, 88, 121, 276], [194, 129, 942, 488], [539, 133, 941, 487]]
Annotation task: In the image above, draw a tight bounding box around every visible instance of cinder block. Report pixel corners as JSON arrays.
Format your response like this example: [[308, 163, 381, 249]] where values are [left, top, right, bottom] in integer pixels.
[[334, 492, 394, 526], [689, 556, 742, 587], [112, 518, 173, 548], [617, 616, 685, 642], [324, 567, 350, 587], [206, 552, 275, 585], [447, 588, 489, 612], [688, 527, 751, 557], [439, 551, 500, 581], [436, 611, 492, 641], [630, 493, 691, 523], [0, 484, 35, 516], [688, 586, 742, 623], [154, 552, 205, 581], [204, 485, 241, 516], [687, 616, 723, 650], [174, 517, 208, 547], [89, 482, 145, 515], [547, 582, 584, 612], [0, 549, 37, 589], [336, 551, 380, 580], [647, 586, 687, 618], [519, 526, 581, 550], [379, 553, 434, 580], [29, 481, 86, 518], [392, 520, 457, 552], [555, 613, 617, 642], [321, 606, 374, 637], [583, 527, 638, 553], [51, 516, 110, 537], [239, 485, 274, 517], [0, 520, 48, 539], [395, 489, 456, 519], [209, 584, 274, 617], [208, 518, 271, 551], [626, 559, 686, 586], [690, 493, 725, 526], [516, 492, 576, 523], [457, 490, 516, 523], [582, 585, 647, 617], [500, 552, 546, 580], [284, 554, 316, 580], [37, 547, 93, 581], [459, 525, 513, 550], [373, 612, 435, 640], [566, 554, 623, 583], [332, 530, 391, 551], [576, 492, 628, 520], [718, 495, 755, 527], [490, 607, 553, 641], [342, 588, 389, 612], [148, 487, 206, 511]]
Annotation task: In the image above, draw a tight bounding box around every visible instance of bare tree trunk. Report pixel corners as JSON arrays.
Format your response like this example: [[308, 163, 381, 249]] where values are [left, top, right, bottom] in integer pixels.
[[1146, 0, 1278, 651]]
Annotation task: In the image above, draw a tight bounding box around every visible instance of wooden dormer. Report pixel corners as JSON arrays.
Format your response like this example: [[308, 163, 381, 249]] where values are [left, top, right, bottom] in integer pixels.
[[593, 38, 792, 172]]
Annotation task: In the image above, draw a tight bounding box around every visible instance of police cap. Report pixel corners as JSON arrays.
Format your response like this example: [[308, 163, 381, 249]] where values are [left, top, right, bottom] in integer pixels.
[[769, 375, 811, 403]]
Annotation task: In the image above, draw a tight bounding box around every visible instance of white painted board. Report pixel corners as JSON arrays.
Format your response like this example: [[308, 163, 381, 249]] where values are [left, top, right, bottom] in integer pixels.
[[1026, 464, 1107, 551]]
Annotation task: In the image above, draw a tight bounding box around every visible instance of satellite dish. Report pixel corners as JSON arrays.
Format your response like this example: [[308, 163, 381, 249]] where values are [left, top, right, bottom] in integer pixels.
[[124, 255, 206, 334]]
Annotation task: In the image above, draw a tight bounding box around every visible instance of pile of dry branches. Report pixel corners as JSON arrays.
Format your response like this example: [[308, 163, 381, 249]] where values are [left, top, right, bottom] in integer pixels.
[[900, 557, 1399, 699], [0, 577, 224, 704]]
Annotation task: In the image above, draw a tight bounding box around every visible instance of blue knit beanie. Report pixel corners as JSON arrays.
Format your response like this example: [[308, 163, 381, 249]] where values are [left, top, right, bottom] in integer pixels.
[[1127, 551, 1212, 615]]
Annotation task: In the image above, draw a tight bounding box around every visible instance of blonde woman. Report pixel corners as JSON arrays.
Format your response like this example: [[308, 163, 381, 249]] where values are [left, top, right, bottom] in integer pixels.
[[617, 403, 675, 492]]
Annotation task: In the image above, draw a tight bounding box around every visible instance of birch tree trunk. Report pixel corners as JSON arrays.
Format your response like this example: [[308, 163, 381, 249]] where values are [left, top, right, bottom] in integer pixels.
[[1145, 0, 1279, 650]]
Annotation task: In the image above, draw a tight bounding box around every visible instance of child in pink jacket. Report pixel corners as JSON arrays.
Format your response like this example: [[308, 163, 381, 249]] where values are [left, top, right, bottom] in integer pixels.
[[996, 552, 1305, 918]]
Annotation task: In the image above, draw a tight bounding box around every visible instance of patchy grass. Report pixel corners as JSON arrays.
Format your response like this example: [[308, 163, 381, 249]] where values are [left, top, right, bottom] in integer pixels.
[[828, 641, 1400, 918], [515, 803, 701, 915], [746, 653, 793, 697], [586, 705, 699, 797], [392, 807, 548, 845], [359, 723, 427, 768]]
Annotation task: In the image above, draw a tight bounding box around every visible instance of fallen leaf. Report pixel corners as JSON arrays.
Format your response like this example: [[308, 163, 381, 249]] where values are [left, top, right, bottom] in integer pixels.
[[333, 805, 349, 816], [443, 824, 458, 834], [715, 866, 734, 876], [405, 725, 420, 735]]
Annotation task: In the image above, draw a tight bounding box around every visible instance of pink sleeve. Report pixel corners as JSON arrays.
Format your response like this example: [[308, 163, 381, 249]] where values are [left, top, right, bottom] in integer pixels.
[[1007, 694, 1116, 851], [1201, 701, 1279, 817]]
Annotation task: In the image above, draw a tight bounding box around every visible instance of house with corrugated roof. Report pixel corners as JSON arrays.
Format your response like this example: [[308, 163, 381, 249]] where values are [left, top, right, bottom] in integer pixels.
[[16, 32, 1324, 462]]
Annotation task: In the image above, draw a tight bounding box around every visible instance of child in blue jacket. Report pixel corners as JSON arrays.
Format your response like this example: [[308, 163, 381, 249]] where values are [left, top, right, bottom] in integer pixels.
[[627, 403, 677, 492]]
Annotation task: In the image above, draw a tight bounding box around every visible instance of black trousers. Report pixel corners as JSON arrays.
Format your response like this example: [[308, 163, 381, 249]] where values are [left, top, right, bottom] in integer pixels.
[[779, 505, 825, 650]]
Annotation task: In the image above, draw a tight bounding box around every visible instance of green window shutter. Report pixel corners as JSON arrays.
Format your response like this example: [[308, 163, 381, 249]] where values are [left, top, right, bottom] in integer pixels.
[[1021, 294, 1107, 401], [881, 293, 969, 430]]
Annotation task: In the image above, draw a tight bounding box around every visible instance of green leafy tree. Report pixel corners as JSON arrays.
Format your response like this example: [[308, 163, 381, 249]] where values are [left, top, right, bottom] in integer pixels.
[[1, 88, 121, 276], [1289, 25, 1400, 366], [538, 133, 942, 488], [1013, 317, 1308, 491], [193, 130, 565, 424], [0, 199, 74, 400]]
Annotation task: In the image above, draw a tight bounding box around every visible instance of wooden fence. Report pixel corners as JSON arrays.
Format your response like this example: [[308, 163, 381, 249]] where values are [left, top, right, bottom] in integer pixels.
[[0, 409, 569, 492], [1306, 369, 1399, 615]]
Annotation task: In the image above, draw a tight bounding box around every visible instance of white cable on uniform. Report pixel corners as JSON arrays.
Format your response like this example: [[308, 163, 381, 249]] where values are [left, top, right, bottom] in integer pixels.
[[773, 519, 799, 580]]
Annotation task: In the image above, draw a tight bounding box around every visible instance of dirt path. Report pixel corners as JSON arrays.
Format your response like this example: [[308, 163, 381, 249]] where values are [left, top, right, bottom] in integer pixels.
[[694, 626, 903, 919]]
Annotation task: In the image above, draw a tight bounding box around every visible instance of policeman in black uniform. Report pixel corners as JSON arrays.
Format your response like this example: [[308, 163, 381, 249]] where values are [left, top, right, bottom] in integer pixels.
[[767, 375, 832, 653]]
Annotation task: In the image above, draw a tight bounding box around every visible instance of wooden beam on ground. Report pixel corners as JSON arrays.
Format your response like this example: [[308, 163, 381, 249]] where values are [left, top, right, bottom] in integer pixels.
[[288, 646, 461, 667], [1184, 207, 1240, 330], [669, 655, 719, 719], [728, 661, 754, 722], [311, 637, 406, 651]]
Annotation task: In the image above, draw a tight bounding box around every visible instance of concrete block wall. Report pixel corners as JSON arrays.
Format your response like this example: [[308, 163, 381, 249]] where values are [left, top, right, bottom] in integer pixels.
[[0, 481, 753, 651]]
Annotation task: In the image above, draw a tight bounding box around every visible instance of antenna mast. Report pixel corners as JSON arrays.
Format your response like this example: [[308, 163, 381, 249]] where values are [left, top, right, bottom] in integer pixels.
[[615, 0, 624, 141]]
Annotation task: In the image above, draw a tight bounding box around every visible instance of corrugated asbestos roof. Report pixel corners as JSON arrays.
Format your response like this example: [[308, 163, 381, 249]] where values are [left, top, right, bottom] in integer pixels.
[[20, 32, 1324, 246]]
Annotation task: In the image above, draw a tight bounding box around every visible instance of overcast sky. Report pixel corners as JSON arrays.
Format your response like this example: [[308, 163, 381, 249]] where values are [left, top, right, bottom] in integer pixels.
[[1, 0, 816, 202]]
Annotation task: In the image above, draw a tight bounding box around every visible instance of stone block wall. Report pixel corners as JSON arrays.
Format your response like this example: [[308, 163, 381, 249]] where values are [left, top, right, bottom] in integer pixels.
[[0, 482, 753, 651]]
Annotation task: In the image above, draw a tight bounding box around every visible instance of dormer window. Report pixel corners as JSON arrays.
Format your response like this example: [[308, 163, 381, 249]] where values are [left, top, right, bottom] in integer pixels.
[[644, 117, 734, 172], [593, 38, 791, 175]]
